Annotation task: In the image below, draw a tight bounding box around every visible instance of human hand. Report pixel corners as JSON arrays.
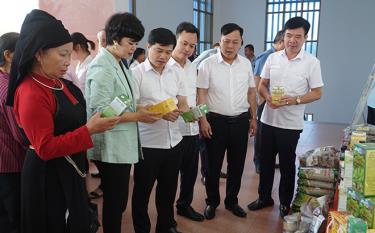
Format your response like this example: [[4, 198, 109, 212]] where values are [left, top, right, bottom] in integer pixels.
[[199, 118, 212, 139], [249, 119, 257, 137], [86, 112, 121, 134], [136, 105, 161, 123], [162, 109, 182, 122]]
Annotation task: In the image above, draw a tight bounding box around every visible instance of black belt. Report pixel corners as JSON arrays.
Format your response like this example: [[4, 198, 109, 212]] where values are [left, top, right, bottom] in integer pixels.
[[208, 112, 249, 120]]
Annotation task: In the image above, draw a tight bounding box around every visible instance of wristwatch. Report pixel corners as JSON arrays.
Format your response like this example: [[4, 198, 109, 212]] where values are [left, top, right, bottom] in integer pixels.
[[296, 96, 301, 105]]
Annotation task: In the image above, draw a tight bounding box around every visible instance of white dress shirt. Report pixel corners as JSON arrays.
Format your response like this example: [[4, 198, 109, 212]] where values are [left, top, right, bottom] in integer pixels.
[[196, 52, 256, 116], [260, 49, 324, 130], [132, 58, 187, 148], [129, 60, 140, 69], [168, 58, 199, 136], [75, 55, 94, 94]]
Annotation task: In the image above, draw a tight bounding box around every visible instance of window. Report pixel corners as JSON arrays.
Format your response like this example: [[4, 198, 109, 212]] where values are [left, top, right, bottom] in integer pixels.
[[265, 0, 321, 56], [193, 0, 213, 54]]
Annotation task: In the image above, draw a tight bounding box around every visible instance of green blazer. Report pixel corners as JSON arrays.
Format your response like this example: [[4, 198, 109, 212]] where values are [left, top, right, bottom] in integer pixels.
[[85, 48, 140, 164]]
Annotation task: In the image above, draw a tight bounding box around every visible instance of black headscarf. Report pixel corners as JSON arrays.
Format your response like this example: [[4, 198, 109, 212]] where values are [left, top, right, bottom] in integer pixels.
[[6, 9, 72, 106]]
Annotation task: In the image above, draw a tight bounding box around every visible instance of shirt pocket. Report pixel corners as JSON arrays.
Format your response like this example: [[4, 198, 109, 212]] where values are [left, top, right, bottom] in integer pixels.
[[286, 72, 309, 95]]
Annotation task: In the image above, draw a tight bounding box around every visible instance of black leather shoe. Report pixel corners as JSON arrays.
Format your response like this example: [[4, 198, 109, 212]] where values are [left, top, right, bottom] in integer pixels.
[[225, 204, 247, 217], [204, 205, 216, 220], [279, 204, 290, 218], [177, 206, 204, 221], [166, 227, 181, 233], [247, 198, 274, 211]]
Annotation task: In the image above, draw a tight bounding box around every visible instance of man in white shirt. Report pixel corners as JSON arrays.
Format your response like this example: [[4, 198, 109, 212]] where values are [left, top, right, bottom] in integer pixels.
[[197, 23, 257, 220], [248, 17, 323, 218], [167, 22, 204, 223], [131, 28, 188, 233]]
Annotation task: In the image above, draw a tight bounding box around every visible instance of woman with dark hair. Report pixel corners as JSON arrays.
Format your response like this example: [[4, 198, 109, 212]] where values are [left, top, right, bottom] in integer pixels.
[[0, 32, 26, 233], [6, 9, 120, 233], [85, 12, 160, 233], [129, 47, 145, 69], [71, 32, 95, 94]]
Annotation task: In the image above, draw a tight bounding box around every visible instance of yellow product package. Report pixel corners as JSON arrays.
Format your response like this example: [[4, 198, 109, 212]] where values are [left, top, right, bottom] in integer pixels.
[[147, 98, 178, 116]]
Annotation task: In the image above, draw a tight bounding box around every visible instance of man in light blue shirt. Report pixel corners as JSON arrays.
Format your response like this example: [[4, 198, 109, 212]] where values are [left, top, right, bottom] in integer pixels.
[[252, 30, 284, 173]]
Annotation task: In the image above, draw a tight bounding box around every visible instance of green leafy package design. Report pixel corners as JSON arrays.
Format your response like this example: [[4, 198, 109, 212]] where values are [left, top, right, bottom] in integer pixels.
[[101, 94, 131, 117], [347, 188, 363, 217], [353, 143, 375, 196], [347, 216, 367, 233], [359, 197, 375, 229]]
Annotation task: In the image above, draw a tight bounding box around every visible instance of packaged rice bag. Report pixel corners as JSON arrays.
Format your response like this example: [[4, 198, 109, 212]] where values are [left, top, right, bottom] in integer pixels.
[[299, 146, 340, 168], [298, 179, 336, 190], [298, 167, 338, 183]]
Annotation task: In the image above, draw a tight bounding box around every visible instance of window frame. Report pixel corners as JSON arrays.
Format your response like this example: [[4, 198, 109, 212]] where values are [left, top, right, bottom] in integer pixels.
[[193, 0, 213, 54], [265, 0, 321, 56]]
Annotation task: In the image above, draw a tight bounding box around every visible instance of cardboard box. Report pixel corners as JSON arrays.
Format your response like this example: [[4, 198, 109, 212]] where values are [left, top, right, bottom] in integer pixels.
[[147, 98, 178, 116], [101, 94, 131, 117], [353, 143, 375, 196]]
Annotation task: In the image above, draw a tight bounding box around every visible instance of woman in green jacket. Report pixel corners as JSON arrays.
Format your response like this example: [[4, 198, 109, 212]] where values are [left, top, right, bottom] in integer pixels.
[[85, 13, 159, 233]]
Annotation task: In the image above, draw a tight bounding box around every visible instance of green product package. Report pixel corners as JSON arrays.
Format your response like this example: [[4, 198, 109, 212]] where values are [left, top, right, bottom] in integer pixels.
[[353, 143, 375, 196], [181, 104, 209, 123], [101, 94, 131, 117], [347, 188, 364, 217], [347, 216, 367, 233], [359, 198, 375, 229]]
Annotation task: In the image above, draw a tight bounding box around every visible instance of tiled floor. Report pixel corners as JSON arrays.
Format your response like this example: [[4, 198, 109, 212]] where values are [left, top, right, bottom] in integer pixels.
[[87, 121, 346, 233]]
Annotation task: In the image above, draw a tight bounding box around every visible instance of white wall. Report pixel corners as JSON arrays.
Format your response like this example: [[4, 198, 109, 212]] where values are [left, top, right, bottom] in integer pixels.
[[213, 0, 266, 56], [134, 0, 193, 48], [307, 0, 375, 124], [215, 0, 375, 124]]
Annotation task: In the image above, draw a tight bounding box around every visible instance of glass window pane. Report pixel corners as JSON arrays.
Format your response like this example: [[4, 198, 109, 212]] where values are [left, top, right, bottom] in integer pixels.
[[297, 2, 302, 11], [200, 0, 206, 11], [309, 2, 315, 10], [200, 43, 204, 54], [311, 42, 318, 56], [200, 12, 205, 40], [313, 12, 319, 40], [285, 2, 290, 11], [291, 2, 296, 11], [207, 0, 212, 12], [303, 2, 308, 11], [315, 2, 320, 10], [193, 0, 198, 9], [279, 2, 284, 11], [268, 4, 273, 12], [193, 11, 198, 26], [267, 14, 273, 42]]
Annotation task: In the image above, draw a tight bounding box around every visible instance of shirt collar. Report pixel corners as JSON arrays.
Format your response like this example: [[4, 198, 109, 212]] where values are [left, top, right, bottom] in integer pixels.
[[144, 58, 172, 74], [168, 57, 191, 69], [281, 49, 305, 61], [216, 51, 241, 65]]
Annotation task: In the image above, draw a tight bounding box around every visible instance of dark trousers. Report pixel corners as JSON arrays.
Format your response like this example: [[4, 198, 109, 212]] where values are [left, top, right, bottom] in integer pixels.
[[132, 142, 183, 233], [258, 123, 302, 206], [176, 135, 200, 209], [253, 101, 266, 168], [205, 112, 249, 207], [368, 106, 375, 125], [199, 137, 208, 178], [94, 161, 131, 233], [0, 173, 21, 233]]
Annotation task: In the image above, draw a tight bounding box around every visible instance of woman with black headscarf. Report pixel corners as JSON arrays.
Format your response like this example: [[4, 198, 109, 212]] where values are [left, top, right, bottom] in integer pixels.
[[6, 9, 120, 233]]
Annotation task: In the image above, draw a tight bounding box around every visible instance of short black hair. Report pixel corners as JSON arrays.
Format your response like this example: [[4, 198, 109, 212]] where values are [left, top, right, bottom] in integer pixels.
[[148, 28, 176, 48], [133, 47, 145, 60], [105, 12, 144, 46], [0, 32, 19, 66], [71, 32, 95, 53], [284, 17, 310, 35], [176, 22, 199, 40], [221, 23, 243, 37], [273, 30, 285, 43], [245, 44, 254, 51]]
